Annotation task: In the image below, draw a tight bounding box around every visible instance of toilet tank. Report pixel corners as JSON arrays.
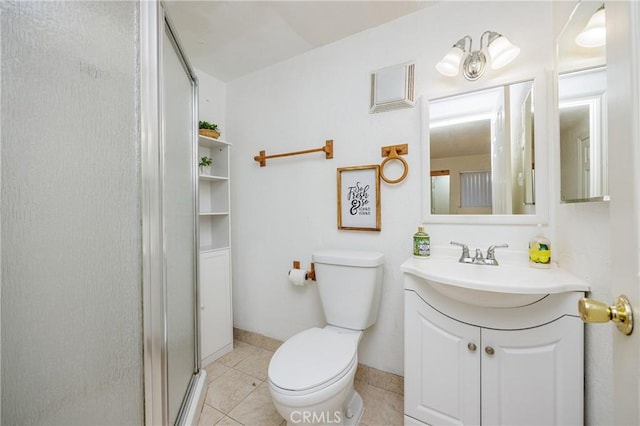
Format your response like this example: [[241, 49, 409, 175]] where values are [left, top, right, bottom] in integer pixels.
[[312, 250, 384, 330]]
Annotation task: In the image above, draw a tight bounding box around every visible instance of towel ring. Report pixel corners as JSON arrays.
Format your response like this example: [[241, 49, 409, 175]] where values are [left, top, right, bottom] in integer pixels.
[[380, 145, 409, 184]]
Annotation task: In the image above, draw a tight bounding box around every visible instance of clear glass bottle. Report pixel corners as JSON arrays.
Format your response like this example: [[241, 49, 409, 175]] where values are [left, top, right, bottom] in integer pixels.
[[413, 226, 431, 258]]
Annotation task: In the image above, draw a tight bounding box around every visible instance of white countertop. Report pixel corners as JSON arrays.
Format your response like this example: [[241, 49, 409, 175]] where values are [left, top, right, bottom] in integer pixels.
[[401, 255, 591, 295]]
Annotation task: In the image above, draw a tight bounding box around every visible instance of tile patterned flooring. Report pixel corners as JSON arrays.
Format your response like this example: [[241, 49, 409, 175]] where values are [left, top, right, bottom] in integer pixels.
[[198, 340, 404, 426]]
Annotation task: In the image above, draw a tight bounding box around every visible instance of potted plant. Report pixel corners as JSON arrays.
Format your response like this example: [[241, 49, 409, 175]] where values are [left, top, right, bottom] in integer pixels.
[[199, 156, 213, 175], [199, 121, 220, 139]]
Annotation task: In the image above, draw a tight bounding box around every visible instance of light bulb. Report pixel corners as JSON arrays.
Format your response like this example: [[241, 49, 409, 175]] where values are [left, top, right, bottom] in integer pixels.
[[487, 35, 520, 70], [436, 46, 464, 77], [576, 7, 606, 48]]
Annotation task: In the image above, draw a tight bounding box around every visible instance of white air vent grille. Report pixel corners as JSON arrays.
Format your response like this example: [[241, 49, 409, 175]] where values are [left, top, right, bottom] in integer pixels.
[[370, 62, 416, 113]]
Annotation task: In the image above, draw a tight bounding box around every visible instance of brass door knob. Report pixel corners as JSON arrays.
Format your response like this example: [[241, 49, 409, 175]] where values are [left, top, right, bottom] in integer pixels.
[[578, 295, 634, 335]]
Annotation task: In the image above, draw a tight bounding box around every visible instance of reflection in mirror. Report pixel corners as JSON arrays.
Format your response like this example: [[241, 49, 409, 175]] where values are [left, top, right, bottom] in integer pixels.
[[559, 67, 608, 201], [428, 80, 535, 215], [557, 1, 609, 203]]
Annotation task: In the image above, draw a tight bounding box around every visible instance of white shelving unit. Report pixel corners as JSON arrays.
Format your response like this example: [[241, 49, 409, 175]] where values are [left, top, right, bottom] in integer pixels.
[[198, 135, 233, 364], [199, 136, 231, 250]]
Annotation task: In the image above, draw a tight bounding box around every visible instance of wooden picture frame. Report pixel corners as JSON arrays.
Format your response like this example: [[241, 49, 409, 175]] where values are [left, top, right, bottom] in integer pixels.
[[337, 165, 381, 231]]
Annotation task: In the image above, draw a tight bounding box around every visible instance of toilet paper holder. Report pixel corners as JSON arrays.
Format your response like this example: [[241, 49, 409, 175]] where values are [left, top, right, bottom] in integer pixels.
[[292, 261, 316, 281]]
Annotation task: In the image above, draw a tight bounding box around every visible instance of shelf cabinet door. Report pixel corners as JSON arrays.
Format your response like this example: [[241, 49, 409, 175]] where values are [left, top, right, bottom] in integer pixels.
[[200, 249, 232, 362], [404, 291, 481, 425], [481, 317, 584, 425]]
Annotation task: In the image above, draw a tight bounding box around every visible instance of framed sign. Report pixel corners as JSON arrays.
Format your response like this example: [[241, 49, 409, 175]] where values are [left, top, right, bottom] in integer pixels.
[[337, 165, 381, 231]]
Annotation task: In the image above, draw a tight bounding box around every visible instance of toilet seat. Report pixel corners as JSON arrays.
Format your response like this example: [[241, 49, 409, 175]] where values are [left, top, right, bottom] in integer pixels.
[[268, 327, 357, 394]]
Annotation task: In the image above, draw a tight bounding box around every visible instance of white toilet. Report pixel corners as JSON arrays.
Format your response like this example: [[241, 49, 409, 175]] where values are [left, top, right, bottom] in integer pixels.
[[268, 250, 384, 425]]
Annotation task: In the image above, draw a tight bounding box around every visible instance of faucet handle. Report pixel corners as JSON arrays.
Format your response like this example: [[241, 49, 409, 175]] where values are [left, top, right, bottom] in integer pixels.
[[451, 241, 473, 263], [486, 243, 509, 259], [451, 241, 469, 252]]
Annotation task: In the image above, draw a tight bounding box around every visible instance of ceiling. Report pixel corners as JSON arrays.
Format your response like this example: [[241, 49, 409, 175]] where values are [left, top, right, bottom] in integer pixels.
[[164, 1, 433, 82], [430, 120, 492, 159]]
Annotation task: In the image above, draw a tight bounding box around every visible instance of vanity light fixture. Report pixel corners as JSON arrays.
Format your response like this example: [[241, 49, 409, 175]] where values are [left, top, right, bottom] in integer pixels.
[[575, 5, 606, 48], [436, 31, 520, 81]]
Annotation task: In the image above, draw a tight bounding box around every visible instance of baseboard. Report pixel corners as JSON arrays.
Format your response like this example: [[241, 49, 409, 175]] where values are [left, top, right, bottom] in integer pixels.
[[233, 327, 283, 352], [202, 342, 233, 366], [233, 327, 404, 395]]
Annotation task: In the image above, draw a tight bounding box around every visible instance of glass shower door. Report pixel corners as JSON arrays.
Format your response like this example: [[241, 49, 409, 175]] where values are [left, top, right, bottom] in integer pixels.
[[162, 20, 199, 424], [2, 1, 143, 424]]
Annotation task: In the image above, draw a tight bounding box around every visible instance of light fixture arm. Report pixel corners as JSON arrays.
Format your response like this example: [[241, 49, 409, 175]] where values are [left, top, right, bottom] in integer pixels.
[[452, 35, 472, 53], [480, 30, 501, 50]]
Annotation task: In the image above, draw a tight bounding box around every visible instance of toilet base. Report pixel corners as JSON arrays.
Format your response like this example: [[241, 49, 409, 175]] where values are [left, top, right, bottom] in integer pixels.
[[282, 391, 363, 426], [342, 391, 363, 426]]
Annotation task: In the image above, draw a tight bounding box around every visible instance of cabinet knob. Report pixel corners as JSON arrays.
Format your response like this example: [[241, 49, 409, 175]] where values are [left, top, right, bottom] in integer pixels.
[[467, 342, 477, 352], [485, 346, 495, 355], [578, 295, 633, 335]]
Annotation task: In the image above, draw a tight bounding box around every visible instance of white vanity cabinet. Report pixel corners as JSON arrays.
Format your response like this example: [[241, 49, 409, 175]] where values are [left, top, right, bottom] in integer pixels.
[[481, 321, 582, 425], [405, 292, 480, 425], [403, 258, 587, 426]]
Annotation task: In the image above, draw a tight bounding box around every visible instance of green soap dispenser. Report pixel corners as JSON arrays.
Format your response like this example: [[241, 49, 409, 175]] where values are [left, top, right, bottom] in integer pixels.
[[413, 226, 431, 258]]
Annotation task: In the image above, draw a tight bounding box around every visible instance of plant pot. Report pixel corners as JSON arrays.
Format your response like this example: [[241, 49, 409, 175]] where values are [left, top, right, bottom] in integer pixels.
[[199, 129, 220, 139]]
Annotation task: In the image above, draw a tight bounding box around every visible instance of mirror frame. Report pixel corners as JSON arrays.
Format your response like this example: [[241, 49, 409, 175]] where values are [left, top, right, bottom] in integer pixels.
[[420, 73, 550, 225]]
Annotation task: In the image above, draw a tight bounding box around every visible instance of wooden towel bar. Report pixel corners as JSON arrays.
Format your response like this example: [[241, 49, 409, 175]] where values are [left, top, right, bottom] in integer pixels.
[[254, 140, 333, 167]]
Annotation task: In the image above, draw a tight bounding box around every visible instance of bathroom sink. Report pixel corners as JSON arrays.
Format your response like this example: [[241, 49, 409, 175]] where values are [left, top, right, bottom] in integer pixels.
[[401, 255, 590, 308]]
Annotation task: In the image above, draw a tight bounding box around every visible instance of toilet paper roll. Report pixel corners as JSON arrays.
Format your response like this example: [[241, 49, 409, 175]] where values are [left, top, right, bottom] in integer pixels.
[[288, 268, 307, 286]]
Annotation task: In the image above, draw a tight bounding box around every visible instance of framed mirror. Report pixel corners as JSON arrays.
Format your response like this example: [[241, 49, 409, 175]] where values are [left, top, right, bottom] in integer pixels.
[[421, 77, 548, 224], [557, 1, 609, 203]]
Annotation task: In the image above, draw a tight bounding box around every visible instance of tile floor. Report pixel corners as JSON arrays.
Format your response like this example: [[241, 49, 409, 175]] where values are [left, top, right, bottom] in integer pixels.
[[199, 340, 404, 426]]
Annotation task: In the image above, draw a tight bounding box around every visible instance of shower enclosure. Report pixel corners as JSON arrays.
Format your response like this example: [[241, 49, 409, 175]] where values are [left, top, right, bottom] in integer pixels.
[[153, 4, 207, 424], [2, 1, 205, 424]]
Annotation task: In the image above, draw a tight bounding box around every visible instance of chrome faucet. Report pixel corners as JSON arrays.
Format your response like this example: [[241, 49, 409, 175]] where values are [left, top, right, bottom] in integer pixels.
[[451, 242, 508, 266]]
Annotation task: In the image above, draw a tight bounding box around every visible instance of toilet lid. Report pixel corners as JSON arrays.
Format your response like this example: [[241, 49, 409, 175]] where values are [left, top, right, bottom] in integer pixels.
[[268, 328, 357, 392]]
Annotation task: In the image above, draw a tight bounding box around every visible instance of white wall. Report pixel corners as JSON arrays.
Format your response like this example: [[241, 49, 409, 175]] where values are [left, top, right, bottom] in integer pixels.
[[197, 67, 227, 134], [226, 1, 555, 375]]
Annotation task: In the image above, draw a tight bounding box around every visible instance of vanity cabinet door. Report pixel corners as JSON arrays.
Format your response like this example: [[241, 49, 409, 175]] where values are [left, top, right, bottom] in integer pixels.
[[481, 316, 584, 426], [404, 291, 481, 425]]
